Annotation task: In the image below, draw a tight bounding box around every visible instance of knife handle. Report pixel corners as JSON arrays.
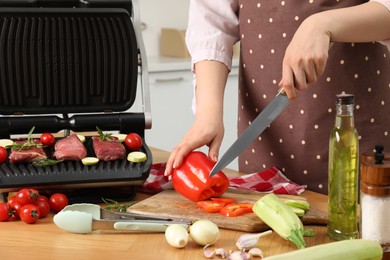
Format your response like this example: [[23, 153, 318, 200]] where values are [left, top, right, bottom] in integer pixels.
[[113, 222, 188, 232]]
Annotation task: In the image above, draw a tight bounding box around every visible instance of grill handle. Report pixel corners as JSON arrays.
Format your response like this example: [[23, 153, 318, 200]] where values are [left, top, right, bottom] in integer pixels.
[[0, 113, 146, 138]]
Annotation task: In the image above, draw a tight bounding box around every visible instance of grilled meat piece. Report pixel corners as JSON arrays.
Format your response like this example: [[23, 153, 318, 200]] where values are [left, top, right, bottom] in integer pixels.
[[54, 134, 87, 160], [9, 139, 47, 163], [92, 136, 126, 161]]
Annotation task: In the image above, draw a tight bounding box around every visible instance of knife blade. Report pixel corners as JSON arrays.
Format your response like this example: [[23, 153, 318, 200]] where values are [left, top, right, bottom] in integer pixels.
[[209, 88, 289, 177]]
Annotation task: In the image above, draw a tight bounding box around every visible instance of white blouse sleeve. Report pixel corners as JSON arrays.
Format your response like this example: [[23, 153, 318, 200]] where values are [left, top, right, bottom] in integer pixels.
[[185, 0, 240, 71]]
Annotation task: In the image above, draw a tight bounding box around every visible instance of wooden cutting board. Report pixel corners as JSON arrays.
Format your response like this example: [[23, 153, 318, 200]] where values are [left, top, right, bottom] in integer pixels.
[[127, 189, 328, 232]]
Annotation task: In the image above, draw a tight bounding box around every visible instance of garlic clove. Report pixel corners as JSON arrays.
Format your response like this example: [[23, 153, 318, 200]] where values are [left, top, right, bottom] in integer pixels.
[[248, 247, 264, 258], [235, 230, 272, 250], [215, 248, 228, 259], [227, 251, 250, 260]]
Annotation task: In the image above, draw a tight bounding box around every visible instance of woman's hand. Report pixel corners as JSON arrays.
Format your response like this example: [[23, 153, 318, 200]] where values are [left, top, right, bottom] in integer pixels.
[[164, 116, 224, 176], [280, 14, 332, 98]]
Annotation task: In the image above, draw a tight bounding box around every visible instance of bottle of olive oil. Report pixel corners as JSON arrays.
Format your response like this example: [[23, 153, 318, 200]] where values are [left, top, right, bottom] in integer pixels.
[[327, 94, 359, 240]]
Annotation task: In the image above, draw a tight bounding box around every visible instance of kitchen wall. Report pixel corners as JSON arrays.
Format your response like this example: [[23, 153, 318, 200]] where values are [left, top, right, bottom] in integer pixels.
[[138, 0, 190, 57]]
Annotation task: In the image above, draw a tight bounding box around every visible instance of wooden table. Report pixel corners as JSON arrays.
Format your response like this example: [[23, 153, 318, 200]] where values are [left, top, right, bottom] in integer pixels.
[[0, 147, 334, 260]]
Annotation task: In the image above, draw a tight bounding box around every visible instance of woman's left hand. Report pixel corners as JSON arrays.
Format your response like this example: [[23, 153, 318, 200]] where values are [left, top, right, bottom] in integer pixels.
[[279, 13, 332, 99]]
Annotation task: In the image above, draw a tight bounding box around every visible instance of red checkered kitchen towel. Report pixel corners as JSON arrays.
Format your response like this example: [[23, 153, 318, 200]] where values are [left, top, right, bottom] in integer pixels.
[[139, 163, 306, 195]]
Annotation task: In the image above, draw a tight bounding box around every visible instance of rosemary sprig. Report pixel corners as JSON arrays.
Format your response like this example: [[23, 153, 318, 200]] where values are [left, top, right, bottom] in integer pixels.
[[96, 126, 113, 141], [102, 198, 137, 212], [32, 159, 64, 167], [9, 126, 46, 150]]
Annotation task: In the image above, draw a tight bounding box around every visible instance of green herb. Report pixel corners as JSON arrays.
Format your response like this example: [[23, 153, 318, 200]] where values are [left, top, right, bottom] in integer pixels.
[[102, 198, 137, 212], [96, 126, 112, 141], [32, 159, 64, 167], [9, 126, 46, 150]]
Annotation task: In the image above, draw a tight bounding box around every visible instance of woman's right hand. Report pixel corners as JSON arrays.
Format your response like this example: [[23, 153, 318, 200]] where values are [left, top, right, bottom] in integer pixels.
[[164, 116, 224, 177]]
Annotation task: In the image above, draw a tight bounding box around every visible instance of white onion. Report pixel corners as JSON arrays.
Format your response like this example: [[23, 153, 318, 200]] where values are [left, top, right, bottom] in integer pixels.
[[164, 224, 189, 248], [189, 219, 220, 246]]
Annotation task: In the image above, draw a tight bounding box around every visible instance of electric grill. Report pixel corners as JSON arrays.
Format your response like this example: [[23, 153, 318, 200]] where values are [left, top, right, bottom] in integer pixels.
[[0, 0, 152, 201]]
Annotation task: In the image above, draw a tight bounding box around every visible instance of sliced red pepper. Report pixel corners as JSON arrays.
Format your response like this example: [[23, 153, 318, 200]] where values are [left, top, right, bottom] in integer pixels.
[[197, 200, 226, 213], [210, 197, 237, 204], [172, 151, 229, 202], [219, 203, 254, 217]]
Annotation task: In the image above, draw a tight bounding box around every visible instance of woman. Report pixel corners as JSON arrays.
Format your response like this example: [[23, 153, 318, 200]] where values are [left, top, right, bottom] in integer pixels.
[[164, 0, 390, 194]]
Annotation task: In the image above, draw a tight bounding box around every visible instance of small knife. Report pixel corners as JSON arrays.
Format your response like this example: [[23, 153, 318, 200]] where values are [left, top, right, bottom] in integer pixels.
[[209, 88, 289, 177]]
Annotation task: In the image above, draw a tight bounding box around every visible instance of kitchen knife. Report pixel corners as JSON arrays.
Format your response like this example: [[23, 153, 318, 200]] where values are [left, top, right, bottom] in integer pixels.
[[209, 88, 289, 177]]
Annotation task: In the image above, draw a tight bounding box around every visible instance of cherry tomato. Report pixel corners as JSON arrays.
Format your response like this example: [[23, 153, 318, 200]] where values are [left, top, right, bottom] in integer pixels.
[[40, 133, 55, 146], [197, 200, 226, 213], [0, 146, 7, 163], [219, 203, 254, 217], [0, 202, 11, 221], [36, 195, 49, 204], [36, 201, 50, 218], [124, 133, 143, 150], [49, 193, 68, 212], [7, 196, 22, 218], [19, 204, 40, 224], [16, 188, 39, 206]]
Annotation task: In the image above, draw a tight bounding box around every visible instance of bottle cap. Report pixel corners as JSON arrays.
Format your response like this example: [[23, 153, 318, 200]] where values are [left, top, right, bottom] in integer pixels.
[[336, 94, 355, 105]]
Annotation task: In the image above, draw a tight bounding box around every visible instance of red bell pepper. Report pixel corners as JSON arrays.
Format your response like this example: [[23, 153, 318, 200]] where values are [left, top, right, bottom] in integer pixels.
[[219, 203, 254, 217], [172, 151, 229, 202]]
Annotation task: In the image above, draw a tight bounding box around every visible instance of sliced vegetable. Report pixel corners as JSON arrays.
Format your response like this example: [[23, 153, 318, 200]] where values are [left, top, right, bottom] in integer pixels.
[[127, 151, 147, 163], [263, 239, 382, 260], [252, 193, 306, 249], [172, 151, 229, 202], [282, 199, 311, 211], [288, 205, 305, 217], [220, 203, 253, 217], [197, 200, 226, 213], [77, 134, 86, 143], [0, 139, 14, 148], [210, 197, 236, 204], [164, 224, 189, 248], [111, 134, 127, 142], [82, 157, 99, 166], [189, 219, 220, 246]]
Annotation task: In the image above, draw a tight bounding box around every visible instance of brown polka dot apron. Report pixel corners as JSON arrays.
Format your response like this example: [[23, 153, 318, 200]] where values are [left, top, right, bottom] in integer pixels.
[[237, 0, 390, 194]]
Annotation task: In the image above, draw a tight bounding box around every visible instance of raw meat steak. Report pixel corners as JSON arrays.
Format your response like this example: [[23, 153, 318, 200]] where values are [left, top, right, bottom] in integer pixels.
[[53, 134, 87, 160], [92, 136, 126, 161], [9, 139, 47, 163]]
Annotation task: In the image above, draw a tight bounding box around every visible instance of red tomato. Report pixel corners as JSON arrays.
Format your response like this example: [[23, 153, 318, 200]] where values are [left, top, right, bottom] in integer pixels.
[[40, 133, 55, 146], [0, 202, 11, 221], [19, 204, 40, 224], [36, 201, 50, 218], [49, 193, 68, 212], [0, 146, 7, 163], [220, 203, 254, 217], [124, 133, 143, 150], [197, 200, 226, 213], [7, 196, 22, 218], [172, 151, 230, 202], [16, 188, 39, 206], [37, 195, 49, 203], [210, 197, 237, 204]]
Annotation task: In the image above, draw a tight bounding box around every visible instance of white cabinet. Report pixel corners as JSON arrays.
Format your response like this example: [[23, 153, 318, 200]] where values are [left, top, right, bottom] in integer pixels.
[[144, 57, 239, 170]]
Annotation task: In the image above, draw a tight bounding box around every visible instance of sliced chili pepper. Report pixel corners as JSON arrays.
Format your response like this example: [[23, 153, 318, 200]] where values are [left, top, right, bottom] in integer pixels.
[[210, 197, 237, 204], [197, 200, 226, 213], [172, 151, 230, 202], [220, 203, 254, 217]]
